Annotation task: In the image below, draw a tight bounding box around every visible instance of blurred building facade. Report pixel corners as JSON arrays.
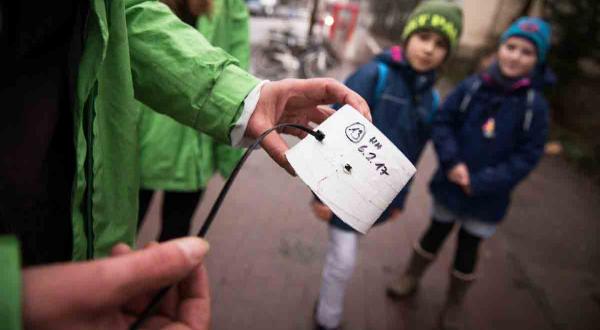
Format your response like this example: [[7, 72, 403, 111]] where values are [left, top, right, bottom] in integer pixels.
[[342, 0, 545, 63]]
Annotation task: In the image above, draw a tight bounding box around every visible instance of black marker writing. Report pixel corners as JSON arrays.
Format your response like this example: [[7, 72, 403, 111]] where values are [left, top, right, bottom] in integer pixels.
[[357, 143, 390, 176]]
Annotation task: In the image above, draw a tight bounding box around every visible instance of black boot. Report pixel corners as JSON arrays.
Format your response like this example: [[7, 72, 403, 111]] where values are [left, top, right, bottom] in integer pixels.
[[386, 243, 436, 299]]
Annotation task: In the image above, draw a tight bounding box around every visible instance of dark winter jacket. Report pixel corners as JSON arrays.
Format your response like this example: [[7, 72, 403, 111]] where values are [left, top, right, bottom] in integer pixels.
[[329, 46, 439, 232], [429, 64, 551, 223]]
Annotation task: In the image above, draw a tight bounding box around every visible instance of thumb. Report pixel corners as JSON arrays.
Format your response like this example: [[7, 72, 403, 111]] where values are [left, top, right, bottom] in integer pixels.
[[105, 237, 210, 304], [21, 238, 209, 325]]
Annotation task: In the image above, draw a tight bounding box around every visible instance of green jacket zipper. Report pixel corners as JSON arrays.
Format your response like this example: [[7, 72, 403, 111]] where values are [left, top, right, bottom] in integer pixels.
[[83, 85, 96, 260]]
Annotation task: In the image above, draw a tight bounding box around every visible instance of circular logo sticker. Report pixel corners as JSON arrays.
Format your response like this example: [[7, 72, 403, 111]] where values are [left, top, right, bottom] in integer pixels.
[[345, 122, 366, 143]]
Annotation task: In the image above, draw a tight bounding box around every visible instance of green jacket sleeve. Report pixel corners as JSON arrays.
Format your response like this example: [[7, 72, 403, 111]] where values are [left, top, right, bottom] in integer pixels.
[[125, 0, 260, 143], [0, 236, 22, 330], [215, 143, 245, 178]]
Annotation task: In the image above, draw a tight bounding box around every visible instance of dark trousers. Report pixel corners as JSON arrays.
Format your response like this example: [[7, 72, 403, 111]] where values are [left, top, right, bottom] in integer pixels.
[[138, 189, 204, 242], [419, 219, 483, 274]]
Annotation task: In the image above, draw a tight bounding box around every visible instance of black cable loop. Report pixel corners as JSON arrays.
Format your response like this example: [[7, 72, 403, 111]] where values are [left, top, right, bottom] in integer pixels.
[[130, 123, 325, 330]]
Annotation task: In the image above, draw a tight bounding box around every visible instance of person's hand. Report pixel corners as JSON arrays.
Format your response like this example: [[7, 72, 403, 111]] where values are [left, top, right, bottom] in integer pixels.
[[448, 163, 470, 187], [462, 184, 472, 195], [387, 208, 402, 221], [311, 201, 333, 222], [448, 163, 472, 195], [22, 237, 211, 330], [246, 78, 371, 174]]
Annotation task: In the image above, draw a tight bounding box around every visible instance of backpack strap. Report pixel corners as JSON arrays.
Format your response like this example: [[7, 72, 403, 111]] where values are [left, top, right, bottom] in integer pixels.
[[373, 61, 389, 108], [459, 77, 537, 133], [427, 89, 441, 123], [459, 78, 482, 113], [523, 89, 536, 132]]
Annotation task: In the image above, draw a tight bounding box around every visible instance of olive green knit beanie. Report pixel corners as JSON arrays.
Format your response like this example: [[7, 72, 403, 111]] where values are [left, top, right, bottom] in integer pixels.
[[402, 0, 464, 51]]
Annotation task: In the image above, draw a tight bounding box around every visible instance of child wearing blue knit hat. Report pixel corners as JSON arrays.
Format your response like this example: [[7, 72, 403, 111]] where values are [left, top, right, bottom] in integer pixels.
[[387, 17, 553, 330]]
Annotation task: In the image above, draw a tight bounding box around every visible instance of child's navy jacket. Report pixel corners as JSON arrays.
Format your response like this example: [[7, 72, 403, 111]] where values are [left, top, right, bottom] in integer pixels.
[[430, 66, 551, 223], [329, 46, 438, 232]]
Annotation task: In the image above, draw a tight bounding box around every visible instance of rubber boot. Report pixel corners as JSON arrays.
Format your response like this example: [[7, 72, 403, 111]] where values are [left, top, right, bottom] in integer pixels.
[[439, 270, 476, 330], [387, 243, 435, 299]]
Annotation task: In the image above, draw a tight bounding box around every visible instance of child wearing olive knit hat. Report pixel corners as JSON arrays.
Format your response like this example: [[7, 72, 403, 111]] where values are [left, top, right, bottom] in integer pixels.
[[311, 2, 463, 330]]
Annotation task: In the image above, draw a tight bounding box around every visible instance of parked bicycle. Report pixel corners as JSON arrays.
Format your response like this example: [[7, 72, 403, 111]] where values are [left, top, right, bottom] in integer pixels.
[[252, 27, 339, 80]]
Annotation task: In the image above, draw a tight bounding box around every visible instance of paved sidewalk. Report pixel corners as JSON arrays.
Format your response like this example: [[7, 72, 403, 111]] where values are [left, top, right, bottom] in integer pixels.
[[138, 32, 600, 328], [139, 138, 599, 329]]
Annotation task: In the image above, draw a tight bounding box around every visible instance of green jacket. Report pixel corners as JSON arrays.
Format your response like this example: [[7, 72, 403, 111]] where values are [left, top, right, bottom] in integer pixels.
[[138, 0, 251, 191], [1, 0, 259, 327], [0, 237, 21, 330]]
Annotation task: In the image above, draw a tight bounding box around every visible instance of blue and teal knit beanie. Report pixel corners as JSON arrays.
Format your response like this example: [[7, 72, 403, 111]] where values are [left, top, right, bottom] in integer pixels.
[[501, 17, 551, 62]]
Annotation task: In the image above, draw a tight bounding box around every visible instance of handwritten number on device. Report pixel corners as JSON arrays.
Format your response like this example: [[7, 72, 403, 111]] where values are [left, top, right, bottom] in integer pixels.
[[357, 139, 389, 176]]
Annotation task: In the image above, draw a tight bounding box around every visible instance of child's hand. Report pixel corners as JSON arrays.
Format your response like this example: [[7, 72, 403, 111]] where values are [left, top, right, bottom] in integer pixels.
[[448, 163, 470, 187], [461, 184, 472, 196], [311, 201, 332, 222], [388, 208, 402, 221]]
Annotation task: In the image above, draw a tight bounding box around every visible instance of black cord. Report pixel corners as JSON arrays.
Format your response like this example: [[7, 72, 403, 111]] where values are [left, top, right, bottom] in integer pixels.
[[129, 124, 325, 330]]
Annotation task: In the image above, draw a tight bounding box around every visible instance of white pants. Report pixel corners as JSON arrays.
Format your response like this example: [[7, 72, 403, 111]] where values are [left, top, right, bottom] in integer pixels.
[[316, 226, 359, 328]]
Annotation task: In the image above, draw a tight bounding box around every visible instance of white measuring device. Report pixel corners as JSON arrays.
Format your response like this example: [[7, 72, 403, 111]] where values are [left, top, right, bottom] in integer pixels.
[[286, 105, 416, 233]]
